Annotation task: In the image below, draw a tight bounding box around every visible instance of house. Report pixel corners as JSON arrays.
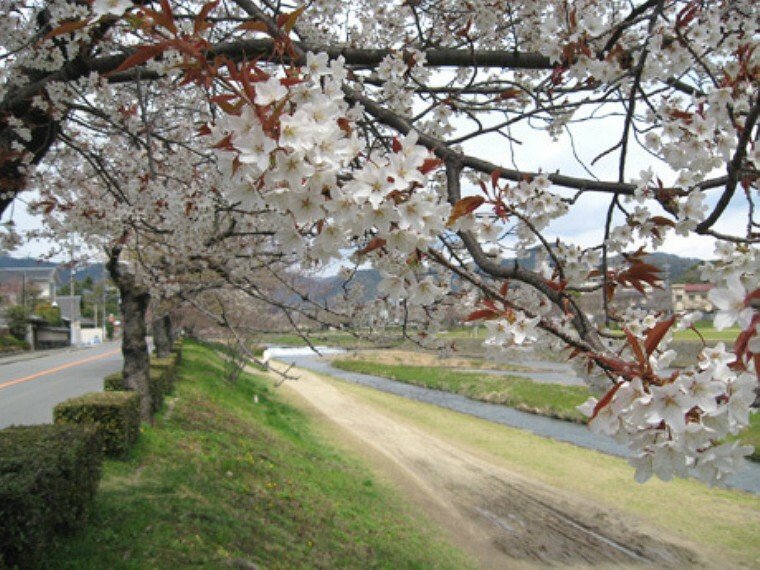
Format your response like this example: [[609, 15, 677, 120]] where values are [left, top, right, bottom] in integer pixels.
[[671, 283, 714, 313], [56, 294, 103, 345], [0, 267, 58, 305]]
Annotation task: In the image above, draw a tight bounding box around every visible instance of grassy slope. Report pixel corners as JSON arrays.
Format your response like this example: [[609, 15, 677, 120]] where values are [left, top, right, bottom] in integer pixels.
[[327, 377, 760, 569], [43, 342, 475, 570], [331, 359, 590, 422]]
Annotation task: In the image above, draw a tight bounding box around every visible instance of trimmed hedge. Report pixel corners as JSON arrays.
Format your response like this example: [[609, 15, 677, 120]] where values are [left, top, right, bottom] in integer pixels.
[[103, 371, 125, 391], [103, 367, 174, 415], [0, 424, 102, 569], [150, 354, 179, 394], [171, 339, 183, 364], [54, 391, 141, 457], [149, 368, 165, 413]]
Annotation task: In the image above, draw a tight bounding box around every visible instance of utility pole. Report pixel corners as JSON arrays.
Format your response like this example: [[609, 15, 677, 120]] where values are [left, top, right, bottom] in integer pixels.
[[663, 262, 673, 316]]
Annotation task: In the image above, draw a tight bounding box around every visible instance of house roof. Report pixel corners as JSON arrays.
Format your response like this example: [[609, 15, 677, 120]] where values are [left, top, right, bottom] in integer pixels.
[[0, 267, 58, 284], [684, 284, 713, 292]]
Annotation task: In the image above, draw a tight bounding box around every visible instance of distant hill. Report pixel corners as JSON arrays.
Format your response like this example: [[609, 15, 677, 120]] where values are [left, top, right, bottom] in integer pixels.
[[0, 250, 705, 300], [638, 252, 701, 283], [514, 249, 701, 283], [305, 252, 704, 305], [0, 255, 56, 269]]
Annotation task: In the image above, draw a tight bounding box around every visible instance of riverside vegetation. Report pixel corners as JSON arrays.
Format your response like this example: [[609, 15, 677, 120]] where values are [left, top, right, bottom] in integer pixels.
[[41, 341, 475, 569], [329, 356, 760, 461]]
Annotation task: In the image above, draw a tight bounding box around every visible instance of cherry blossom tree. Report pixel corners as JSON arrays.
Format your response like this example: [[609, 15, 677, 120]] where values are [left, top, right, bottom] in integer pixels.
[[1, 0, 758, 483]]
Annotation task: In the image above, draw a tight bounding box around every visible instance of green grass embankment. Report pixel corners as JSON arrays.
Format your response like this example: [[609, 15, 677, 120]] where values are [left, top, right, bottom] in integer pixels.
[[43, 341, 475, 569], [331, 359, 760, 461], [331, 359, 590, 423]]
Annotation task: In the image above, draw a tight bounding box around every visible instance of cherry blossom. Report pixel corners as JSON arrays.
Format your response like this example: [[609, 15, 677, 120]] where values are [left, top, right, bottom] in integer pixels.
[[91, 0, 132, 18], [708, 275, 754, 331]]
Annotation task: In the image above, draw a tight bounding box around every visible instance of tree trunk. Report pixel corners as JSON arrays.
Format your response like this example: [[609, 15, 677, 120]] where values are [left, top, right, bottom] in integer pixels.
[[153, 314, 172, 358], [107, 253, 152, 421]]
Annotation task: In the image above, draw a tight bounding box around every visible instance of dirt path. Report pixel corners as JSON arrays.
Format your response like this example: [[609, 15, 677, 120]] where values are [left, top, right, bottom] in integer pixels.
[[271, 363, 705, 570]]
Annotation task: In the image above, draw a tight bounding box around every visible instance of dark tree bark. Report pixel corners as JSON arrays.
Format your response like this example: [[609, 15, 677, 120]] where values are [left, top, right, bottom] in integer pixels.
[[152, 314, 172, 358], [107, 249, 152, 421]]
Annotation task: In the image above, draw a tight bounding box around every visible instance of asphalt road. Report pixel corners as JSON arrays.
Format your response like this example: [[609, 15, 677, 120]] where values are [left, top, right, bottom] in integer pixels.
[[0, 342, 123, 429]]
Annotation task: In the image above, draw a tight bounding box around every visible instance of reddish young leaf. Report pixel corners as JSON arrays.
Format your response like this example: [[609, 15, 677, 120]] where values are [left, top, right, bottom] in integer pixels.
[[211, 133, 235, 151], [745, 286, 760, 305], [545, 279, 568, 292], [644, 315, 677, 357], [159, 0, 177, 33], [499, 280, 510, 297], [283, 6, 306, 34], [357, 237, 386, 256], [238, 20, 270, 33], [491, 168, 502, 189], [419, 158, 443, 175], [446, 195, 485, 226], [464, 309, 499, 322], [337, 117, 353, 135], [649, 216, 676, 228], [615, 261, 663, 294], [676, 0, 701, 29], [44, 19, 90, 40], [623, 327, 647, 368], [391, 137, 402, 153], [280, 76, 305, 87], [497, 88, 522, 100], [734, 313, 760, 361], [142, 6, 176, 36], [107, 44, 168, 76], [194, 1, 219, 35], [455, 17, 472, 38], [589, 382, 623, 422]]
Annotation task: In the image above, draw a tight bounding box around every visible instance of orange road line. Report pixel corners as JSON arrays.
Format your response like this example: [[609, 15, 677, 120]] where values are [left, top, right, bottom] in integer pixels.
[[0, 349, 121, 390]]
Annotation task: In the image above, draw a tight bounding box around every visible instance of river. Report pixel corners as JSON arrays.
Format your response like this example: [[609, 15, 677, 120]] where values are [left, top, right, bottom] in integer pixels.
[[264, 346, 760, 495]]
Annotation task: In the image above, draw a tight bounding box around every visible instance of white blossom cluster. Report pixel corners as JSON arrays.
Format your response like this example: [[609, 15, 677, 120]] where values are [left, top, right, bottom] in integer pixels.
[[578, 346, 755, 486], [208, 52, 451, 267]]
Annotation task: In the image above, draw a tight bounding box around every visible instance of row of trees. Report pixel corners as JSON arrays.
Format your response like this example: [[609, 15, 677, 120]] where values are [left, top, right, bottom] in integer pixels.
[[0, 1, 757, 486]]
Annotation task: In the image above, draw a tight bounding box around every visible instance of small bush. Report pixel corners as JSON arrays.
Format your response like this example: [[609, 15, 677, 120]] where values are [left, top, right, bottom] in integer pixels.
[[149, 369, 165, 413], [0, 334, 30, 353], [104, 369, 167, 414], [103, 371, 125, 391], [0, 424, 102, 568], [54, 391, 141, 457], [150, 354, 179, 394], [171, 339, 183, 363]]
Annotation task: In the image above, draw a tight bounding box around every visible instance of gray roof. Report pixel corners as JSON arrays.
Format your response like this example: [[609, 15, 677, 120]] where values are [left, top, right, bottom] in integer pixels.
[[0, 267, 58, 284]]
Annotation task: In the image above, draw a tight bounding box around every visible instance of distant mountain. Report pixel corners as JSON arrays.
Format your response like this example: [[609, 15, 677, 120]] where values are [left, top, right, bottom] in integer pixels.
[[0, 255, 56, 269], [305, 252, 703, 305], [300, 268, 382, 305], [514, 249, 701, 284], [638, 252, 701, 283]]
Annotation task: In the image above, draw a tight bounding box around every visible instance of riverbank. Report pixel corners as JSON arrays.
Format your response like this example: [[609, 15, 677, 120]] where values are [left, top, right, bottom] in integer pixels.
[[274, 360, 760, 569], [271, 347, 760, 494]]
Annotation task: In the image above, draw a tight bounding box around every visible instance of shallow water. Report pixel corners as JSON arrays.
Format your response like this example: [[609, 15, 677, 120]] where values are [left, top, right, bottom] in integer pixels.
[[267, 346, 760, 495]]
